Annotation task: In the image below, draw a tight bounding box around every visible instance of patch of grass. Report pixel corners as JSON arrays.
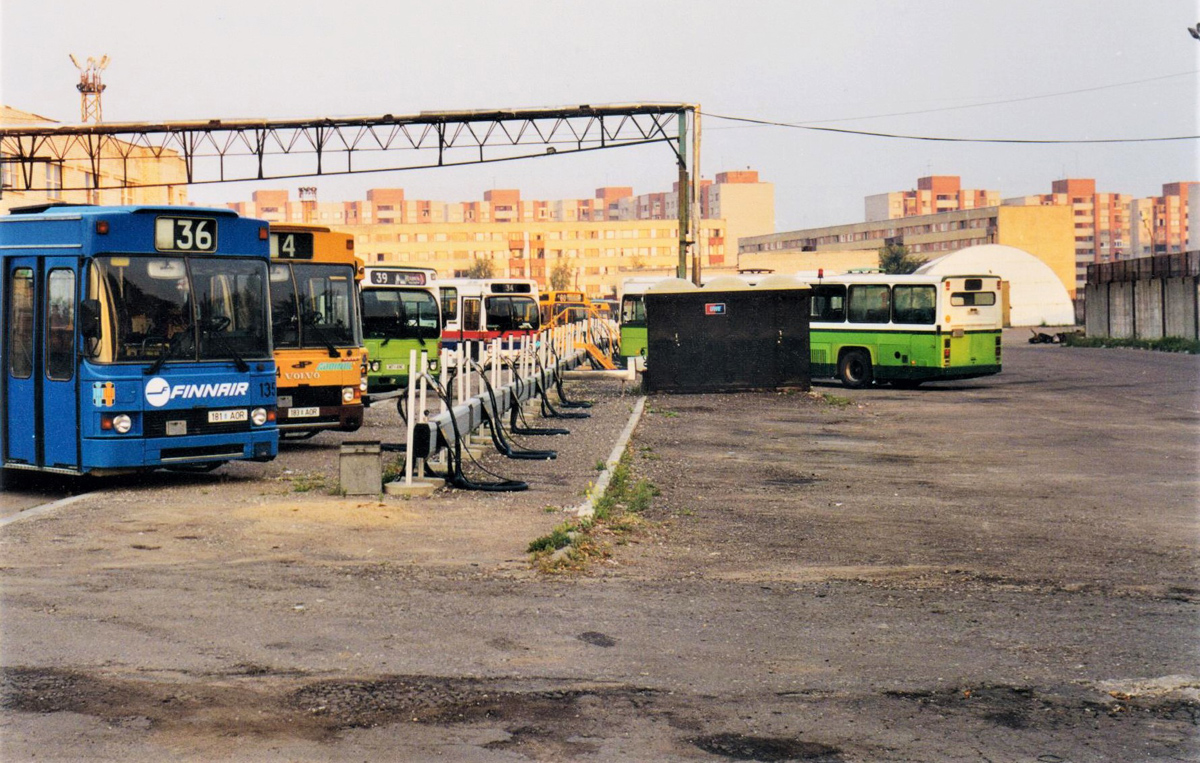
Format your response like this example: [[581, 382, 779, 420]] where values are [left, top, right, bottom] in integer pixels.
[[1059, 333, 1200, 354], [287, 471, 330, 493], [529, 450, 658, 573], [527, 522, 575, 553], [638, 446, 661, 461], [645, 405, 679, 418], [820, 393, 854, 408], [381, 455, 407, 484]]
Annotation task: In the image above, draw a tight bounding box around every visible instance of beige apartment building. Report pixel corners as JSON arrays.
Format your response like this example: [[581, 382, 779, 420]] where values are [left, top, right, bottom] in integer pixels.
[[227, 171, 776, 296], [343, 217, 722, 297], [0, 105, 188, 212], [739, 204, 1077, 298]]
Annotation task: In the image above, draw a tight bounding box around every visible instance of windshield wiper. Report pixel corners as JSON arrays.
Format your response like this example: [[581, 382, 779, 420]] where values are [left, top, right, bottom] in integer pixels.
[[145, 330, 192, 375], [201, 319, 250, 373], [302, 313, 342, 359]]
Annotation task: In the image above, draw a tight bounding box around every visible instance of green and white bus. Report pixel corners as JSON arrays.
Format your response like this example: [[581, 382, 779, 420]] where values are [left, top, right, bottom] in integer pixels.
[[810, 273, 1003, 388], [358, 266, 441, 399], [617, 276, 664, 371]]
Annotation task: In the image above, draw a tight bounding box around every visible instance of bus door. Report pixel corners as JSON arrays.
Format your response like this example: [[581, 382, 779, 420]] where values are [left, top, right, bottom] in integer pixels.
[[462, 297, 481, 339], [3, 257, 79, 470]]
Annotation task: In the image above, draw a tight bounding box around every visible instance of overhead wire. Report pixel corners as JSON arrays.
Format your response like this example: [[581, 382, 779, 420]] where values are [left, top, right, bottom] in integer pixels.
[[710, 69, 1200, 127], [701, 68, 1200, 144], [701, 112, 1199, 144]]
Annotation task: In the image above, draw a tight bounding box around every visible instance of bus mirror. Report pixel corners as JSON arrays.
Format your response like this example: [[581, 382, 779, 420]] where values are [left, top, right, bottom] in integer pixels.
[[80, 299, 102, 340]]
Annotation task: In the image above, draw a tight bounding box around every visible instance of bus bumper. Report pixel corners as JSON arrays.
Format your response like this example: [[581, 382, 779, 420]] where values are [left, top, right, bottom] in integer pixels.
[[80, 430, 278, 471]]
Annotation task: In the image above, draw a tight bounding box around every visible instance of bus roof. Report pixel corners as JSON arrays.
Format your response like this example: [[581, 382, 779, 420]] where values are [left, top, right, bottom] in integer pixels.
[[2, 204, 241, 220], [808, 273, 1000, 285], [270, 222, 334, 233]]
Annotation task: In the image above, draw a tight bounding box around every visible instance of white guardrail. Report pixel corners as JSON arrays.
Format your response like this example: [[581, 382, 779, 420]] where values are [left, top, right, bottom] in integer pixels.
[[389, 320, 603, 489]]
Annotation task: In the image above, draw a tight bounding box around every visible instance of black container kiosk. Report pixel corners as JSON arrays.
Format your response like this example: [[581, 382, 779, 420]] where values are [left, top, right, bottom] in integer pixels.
[[644, 274, 811, 393]]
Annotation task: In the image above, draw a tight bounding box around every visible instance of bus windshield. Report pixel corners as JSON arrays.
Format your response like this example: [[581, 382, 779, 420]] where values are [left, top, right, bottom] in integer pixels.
[[621, 295, 646, 325], [88, 254, 270, 363], [486, 296, 539, 332], [361, 289, 440, 340], [270, 263, 358, 349]]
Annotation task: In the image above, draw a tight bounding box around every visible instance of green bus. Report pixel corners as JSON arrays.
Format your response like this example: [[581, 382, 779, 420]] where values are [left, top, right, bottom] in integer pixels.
[[617, 277, 663, 371], [358, 266, 441, 400], [810, 273, 1003, 388]]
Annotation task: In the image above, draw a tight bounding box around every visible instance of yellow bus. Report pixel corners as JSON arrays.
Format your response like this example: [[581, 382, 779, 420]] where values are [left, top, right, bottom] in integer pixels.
[[268, 224, 366, 438], [538, 289, 588, 327]]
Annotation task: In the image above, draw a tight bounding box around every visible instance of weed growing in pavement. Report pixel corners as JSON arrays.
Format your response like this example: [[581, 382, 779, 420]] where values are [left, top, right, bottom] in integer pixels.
[[1059, 333, 1200, 354], [381, 455, 406, 484], [638, 446, 661, 461], [820, 393, 854, 408], [528, 450, 657, 573], [527, 522, 575, 554], [287, 472, 330, 493], [594, 459, 608, 471]]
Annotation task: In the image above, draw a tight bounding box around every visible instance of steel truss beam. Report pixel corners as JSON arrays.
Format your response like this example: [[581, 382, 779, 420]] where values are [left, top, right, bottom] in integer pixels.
[[0, 103, 693, 192]]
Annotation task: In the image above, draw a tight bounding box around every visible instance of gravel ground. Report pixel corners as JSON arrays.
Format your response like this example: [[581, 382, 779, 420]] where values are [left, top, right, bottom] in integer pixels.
[[1, 332, 1198, 762]]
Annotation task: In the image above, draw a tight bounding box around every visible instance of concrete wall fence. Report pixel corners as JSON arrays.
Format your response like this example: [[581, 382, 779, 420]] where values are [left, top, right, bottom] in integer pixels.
[[1085, 252, 1200, 340]]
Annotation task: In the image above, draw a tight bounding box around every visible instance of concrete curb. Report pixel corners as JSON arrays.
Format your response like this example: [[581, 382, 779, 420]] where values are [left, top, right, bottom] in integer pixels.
[[0, 492, 95, 529], [572, 395, 647, 519]]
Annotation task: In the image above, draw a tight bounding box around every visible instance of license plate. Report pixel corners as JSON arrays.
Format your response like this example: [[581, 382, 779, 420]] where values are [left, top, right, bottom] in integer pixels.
[[289, 407, 320, 418], [208, 409, 247, 424]]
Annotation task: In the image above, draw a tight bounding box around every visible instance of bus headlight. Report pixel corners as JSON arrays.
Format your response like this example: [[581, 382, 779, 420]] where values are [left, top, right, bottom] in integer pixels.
[[251, 407, 268, 426], [370, 360, 381, 372], [112, 414, 133, 434], [360, 377, 368, 392], [342, 386, 356, 403]]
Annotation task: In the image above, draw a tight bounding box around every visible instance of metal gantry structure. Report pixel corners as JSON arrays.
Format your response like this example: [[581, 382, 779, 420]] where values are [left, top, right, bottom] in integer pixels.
[[0, 103, 702, 278]]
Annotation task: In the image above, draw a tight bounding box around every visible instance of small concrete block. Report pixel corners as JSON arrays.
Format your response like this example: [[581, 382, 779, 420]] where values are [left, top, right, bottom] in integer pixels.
[[339, 441, 382, 496], [383, 478, 445, 497]]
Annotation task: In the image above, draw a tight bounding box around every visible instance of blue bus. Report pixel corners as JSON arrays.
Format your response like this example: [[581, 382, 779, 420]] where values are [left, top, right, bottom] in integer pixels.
[[1, 205, 278, 475]]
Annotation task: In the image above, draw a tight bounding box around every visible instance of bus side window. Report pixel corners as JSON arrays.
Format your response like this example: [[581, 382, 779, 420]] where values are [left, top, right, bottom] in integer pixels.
[[848, 285, 890, 324], [7, 267, 34, 379], [46, 269, 76, 381], [440, 287, 459, 323], [892, 285, 936, 324], [810, 285, 846, 322]]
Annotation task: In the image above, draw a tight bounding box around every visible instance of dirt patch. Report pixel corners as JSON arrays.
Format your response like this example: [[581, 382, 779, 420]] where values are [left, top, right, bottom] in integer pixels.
[[691, 734, 844, 761]]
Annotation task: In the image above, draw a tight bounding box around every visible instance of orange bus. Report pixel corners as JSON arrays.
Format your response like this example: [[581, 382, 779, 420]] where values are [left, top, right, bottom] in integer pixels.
[[268, 224, 366, 438], [538, 289, 588, 326]]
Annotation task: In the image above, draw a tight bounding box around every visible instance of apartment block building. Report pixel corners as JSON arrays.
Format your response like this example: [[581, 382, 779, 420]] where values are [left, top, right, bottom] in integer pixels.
[[865, 175, 1000, 222], [228, 190, 733, 298], [226, 171, 776, 296], [341, 217, 727, 297], [1003, 178, 1133, 292], [1128, 182, 1195, 258], [0, 106, 188, 211], [739, 204, 1076, 297]]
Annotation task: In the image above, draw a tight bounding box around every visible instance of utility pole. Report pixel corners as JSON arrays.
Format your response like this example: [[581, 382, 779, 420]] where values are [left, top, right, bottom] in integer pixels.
[[69, 54, 109, 123], [676, 111, 690, 280], [676, 105, 701, 283]]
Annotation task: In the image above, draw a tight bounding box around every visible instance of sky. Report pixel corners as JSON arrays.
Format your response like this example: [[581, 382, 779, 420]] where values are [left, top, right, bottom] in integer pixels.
[[2, 0, 1197, 230]]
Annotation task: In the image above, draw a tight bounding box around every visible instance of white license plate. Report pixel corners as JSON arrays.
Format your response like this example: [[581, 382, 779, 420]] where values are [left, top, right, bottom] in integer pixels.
[[289, 406, 320, 418], [208, 409, 248, 424]]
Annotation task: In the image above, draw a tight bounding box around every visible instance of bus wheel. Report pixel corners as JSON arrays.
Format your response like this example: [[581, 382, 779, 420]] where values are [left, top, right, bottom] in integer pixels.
[[837, 350, 873, 389]]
